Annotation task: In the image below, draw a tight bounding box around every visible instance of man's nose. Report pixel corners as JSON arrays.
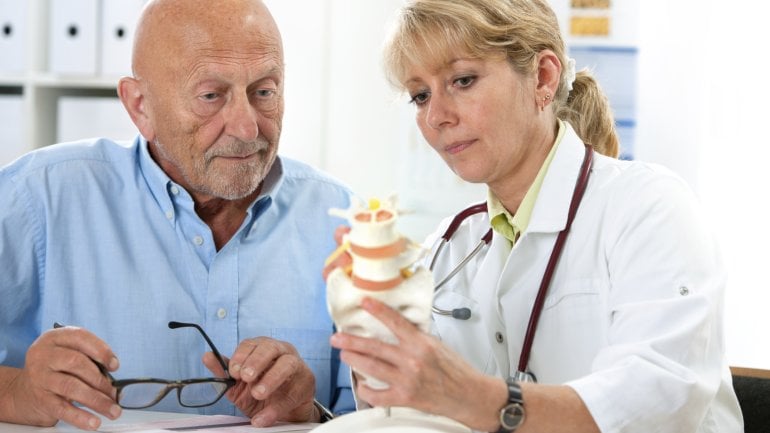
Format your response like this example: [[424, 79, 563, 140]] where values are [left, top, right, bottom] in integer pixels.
[[225, 95, 259, 141]]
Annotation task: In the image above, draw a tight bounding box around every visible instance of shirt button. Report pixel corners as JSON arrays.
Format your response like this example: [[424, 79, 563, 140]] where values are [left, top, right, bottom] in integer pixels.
[[170, 186, 180, 195], [165, 210, 174, 220], [217, 308, 227, 319], [193, 235, 204, 246], [495, 332, 504, 344], [679, 286, 689, 296]]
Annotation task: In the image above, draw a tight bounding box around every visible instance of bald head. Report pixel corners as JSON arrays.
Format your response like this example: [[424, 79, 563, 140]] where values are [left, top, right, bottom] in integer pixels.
[[132, 0, 283, 80], [117, 0, 286, 204]]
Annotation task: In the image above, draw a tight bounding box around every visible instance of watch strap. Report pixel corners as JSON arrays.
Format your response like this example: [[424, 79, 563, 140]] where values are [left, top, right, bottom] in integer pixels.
[[495, 377, 525, 433], [505, 377, 523, 404]]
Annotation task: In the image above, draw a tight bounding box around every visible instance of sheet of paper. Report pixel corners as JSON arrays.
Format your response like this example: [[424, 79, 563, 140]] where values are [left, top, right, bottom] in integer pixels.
[[97, 415, 318, 433]]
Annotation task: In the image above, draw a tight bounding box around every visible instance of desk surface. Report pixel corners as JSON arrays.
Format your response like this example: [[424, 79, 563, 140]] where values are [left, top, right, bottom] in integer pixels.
[[0, 411, 318, 433], [0, 408, 470, 433], [0, 410, 204, 432]]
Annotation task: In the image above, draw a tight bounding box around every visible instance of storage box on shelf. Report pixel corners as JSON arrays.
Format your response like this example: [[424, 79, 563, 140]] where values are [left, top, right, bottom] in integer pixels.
[[0, 0, 144, 166]]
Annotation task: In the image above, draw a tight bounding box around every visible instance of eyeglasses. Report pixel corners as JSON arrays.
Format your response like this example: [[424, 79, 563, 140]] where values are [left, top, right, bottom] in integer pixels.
[[54, 321, 236, 409]]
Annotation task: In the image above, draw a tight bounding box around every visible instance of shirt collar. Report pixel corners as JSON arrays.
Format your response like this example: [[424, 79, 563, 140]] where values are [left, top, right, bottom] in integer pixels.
[[488, 119, 567, 243], [137, 136, 284, 226]]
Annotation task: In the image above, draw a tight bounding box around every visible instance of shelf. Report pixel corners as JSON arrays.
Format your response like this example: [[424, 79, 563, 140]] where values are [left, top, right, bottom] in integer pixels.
[[0, 0, 141, 161]]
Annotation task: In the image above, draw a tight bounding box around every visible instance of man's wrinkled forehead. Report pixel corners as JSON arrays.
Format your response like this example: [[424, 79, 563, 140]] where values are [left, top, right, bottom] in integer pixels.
[[133, 0, 282, 77]]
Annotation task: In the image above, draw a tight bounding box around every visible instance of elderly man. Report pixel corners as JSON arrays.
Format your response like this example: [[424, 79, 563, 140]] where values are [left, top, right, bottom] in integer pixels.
[[0, 0, 352, 429]]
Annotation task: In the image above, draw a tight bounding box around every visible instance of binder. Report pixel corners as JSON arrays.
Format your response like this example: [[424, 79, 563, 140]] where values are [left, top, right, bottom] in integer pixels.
[[101, 0, 146, 77], [0, 0, 27, 74], [0, 94, 26, 167], [57, 96, 137, 143], [49, 0, 99, 76]]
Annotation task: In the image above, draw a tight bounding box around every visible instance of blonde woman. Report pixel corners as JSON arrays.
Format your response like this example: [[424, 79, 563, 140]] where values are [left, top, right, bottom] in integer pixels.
[[329, 1, 743, 432]]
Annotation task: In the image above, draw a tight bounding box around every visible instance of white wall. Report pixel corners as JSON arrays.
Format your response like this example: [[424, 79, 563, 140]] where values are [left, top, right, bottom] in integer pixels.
[[268, 1, 770, 369], [637, 0, 770, 369]]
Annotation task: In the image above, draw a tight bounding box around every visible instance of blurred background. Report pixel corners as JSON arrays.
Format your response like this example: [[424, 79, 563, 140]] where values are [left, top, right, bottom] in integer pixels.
[[1, 0, 767, 370]]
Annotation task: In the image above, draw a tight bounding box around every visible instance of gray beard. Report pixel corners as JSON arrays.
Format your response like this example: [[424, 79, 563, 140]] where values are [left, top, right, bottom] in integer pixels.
[[154, 136, 274, 200]]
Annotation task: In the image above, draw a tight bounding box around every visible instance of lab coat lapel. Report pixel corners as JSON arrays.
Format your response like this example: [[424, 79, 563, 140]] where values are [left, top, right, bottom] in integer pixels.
[[528, 124, 587, 234], [471, 231, 513, 376], [493, 125, 589, 376]]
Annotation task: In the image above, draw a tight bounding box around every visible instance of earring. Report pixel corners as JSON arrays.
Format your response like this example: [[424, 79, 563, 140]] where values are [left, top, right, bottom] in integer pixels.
[[540, 93, 551, 112]]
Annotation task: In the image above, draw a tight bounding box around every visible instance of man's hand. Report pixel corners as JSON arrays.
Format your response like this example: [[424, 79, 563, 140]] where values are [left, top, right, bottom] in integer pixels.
[[203, 337, 317, 427], [0, 325, 121, 430]]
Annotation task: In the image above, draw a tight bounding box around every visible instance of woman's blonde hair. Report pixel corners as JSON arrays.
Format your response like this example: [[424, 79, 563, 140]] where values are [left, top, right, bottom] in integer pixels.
[[384, 0, 618, 157]]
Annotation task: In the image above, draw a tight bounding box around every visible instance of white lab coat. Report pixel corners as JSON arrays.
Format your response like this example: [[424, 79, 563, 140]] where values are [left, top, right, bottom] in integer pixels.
[[427, 125, 743, 433]]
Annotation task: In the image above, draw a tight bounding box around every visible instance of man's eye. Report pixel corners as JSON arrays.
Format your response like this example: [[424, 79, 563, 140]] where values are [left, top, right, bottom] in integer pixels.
[[200, 93, 220, 101], [255, 89, 276, 98]]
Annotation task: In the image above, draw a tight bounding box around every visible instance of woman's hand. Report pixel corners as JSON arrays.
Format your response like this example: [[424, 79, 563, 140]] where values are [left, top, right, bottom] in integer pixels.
[[330, 297, 507, 431]]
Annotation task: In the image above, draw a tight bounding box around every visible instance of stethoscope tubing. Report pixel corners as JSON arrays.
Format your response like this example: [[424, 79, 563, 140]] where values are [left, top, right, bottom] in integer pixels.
[[429, 211, 492, 320], [429, 144, 594, 380]]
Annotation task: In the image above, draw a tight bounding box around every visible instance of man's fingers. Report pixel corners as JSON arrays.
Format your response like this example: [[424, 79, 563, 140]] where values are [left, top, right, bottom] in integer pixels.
[[47, 326, 119, 373], [230, 338, 296, 383], [55, 350, 116, 398], [250, 372, 315, 427], [248, 353, 304, 400], [228, 339, 260, 380], [50, 398, 103, 431], [202, 352, 229, 377], [42, 361, 120, 421]]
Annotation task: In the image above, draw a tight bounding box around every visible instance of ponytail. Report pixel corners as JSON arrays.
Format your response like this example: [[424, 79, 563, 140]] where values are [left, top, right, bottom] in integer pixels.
[[556, 70, 619, 158]]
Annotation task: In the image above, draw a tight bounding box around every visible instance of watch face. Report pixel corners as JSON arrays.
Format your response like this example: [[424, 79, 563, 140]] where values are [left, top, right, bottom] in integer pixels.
[[500, 402, 525, 430]]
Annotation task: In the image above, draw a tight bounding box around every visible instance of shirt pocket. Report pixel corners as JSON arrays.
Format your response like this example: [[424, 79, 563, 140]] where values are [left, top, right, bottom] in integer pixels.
[[539, 277, 606, 349], [543, 277, 603, 311], [271, 328, 332, 361]]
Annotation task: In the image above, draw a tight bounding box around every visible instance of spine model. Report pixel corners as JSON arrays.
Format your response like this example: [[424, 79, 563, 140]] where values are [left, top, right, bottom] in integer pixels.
[[325, 195, 434, 389]]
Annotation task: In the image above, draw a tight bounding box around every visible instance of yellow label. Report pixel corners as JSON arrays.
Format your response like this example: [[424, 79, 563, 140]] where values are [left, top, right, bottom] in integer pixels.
[[571, 0, 610, 9], [570, 16, 610, 36]]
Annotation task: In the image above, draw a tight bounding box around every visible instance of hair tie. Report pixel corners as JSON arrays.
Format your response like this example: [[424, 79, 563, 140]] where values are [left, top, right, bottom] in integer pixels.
[[564, 58, 577, 92]]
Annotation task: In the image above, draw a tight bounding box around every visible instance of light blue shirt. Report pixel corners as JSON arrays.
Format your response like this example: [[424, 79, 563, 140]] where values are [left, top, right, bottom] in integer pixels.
[[0, 136, 354, 415]]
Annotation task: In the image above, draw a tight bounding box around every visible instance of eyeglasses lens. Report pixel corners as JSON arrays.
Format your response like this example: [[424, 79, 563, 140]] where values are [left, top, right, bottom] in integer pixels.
[[179, 381, 229, 407], [117, 382, 169, 409]]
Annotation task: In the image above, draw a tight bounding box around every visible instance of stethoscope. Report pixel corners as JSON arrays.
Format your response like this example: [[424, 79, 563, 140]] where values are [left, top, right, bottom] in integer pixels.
[[428, 144, 594, 382]]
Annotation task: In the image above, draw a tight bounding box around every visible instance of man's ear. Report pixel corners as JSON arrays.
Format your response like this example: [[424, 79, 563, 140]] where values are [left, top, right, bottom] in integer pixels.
[[534, 49, 562, 107], [118, 77, 156, 142]]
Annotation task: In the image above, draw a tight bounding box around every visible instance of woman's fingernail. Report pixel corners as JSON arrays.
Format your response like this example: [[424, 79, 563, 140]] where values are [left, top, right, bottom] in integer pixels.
[[109, 357, 119, 370], [110, 404, 122, 418], [231, 363, 241, 373], [252, 415, 266, 427]]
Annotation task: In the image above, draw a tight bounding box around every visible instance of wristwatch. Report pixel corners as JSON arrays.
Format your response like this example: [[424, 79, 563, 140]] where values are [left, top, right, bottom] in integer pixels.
[[496, 377, 525, 433]]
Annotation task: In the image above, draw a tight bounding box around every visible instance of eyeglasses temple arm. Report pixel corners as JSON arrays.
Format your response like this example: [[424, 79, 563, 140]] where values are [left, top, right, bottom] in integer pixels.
[[168, 321, 231, 377]]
